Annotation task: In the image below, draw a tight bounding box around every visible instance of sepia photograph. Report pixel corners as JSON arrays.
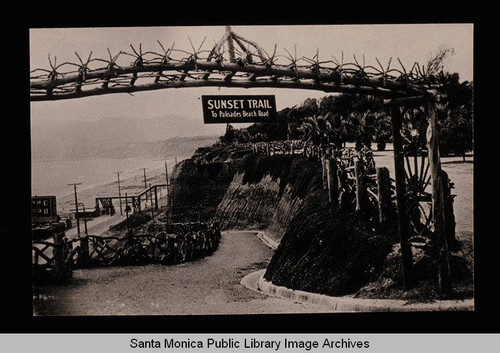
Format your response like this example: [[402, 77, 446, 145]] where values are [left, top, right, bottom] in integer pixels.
[[28, 23, 474, 320]]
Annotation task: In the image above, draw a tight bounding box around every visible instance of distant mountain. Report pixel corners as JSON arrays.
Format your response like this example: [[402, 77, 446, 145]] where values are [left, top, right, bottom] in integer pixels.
[[30, 114, 225, 160]]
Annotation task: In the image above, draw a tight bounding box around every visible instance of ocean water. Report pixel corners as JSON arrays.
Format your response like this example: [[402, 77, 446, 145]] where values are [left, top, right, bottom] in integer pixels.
[[31, 156, 175, 200]]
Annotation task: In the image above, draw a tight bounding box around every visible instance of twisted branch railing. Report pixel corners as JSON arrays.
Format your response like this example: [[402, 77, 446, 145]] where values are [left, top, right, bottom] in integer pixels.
[[30, 28, 448, 101]]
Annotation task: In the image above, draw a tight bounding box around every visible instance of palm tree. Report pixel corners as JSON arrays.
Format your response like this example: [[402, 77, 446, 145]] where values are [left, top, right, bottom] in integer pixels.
[[298, 111, 349, 156], [373, 111, 392, 151]]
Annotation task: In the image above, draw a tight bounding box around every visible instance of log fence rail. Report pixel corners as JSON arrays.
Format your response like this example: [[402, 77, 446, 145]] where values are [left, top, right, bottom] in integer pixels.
[[244, 139, 454, 245], [32, 221, 221, 283]]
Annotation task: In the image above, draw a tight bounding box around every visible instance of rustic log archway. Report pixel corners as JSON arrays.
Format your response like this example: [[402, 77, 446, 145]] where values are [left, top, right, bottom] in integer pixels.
[[30, 26, 447, 102], [30, 26, 454, 297]]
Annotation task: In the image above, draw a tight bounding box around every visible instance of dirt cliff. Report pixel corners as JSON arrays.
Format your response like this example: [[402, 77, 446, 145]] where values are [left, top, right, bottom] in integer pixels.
[[168, 144, 250, 222], [169, 145, 473, 300], [215, 154, 320, 242]]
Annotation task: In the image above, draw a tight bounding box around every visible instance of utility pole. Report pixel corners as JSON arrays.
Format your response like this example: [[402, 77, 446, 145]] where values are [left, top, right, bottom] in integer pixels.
[[142, 168, 148, 204], [114, 172, 123, 215], [125, 192, 129, 230], [165, 160, 171, 214], [68, 183, 81, 234], [164, 161, 169, 185], [142, 168, 148, 189]]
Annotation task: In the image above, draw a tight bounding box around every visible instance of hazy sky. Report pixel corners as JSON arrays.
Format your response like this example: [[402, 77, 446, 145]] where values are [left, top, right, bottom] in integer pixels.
[[30, 24, 473, 127]]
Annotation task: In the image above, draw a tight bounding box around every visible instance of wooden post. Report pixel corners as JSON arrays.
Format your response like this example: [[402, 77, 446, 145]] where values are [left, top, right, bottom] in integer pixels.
[[165, 160, 169, 184], [327, 157, 338, 204], [441, 170, 457, 248], [52, 232, 63, 275], [226, 26, 236, 62], [427, 102, 451, 297], [78, 235, 90, 267], [376, 167, 391, 224], [114, 172, 123, 215], [132, 197, 137, 213], [337, 165, 347, 209], [354, 160, 366, 213], [125, 193, 129, 231], [69, 183, 82, 233], [322, 156, 327, 189], [154, 185, 159, 211], [82, 206, 88, 235], [95, 198, 100, 214], [390, 105, 416, 289], [325, 157, 331, 200]]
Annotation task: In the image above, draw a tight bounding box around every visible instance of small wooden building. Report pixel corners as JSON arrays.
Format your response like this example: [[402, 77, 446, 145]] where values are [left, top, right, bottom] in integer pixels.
[[31, 195, 59, 224]]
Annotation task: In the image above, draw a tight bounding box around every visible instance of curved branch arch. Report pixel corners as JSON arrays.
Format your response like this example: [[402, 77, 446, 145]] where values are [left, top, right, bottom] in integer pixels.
[[30, 28, 447, 102]]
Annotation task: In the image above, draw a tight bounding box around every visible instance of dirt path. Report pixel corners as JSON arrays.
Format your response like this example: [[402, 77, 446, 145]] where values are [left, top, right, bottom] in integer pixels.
[[33, 231, 333, 316]]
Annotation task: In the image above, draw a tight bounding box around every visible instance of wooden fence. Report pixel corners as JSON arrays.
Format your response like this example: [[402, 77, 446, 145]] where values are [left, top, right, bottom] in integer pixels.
[[32, 232, 75, 283], [246, 140, 455, 238], [247, 141, 392, 218], [32, 221, 221, 283]]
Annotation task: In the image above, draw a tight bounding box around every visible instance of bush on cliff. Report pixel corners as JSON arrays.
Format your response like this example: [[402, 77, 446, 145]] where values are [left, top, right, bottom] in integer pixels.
[[240, 154, 320, 199]]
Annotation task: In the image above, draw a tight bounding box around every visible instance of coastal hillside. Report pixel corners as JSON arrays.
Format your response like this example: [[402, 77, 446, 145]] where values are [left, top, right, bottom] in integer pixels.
[[216, 154, 321, 241], [169, 143, 473, 300], [30, 115, 224, 160], [212, 151, 398, 296], [167, 144, 251, 223]]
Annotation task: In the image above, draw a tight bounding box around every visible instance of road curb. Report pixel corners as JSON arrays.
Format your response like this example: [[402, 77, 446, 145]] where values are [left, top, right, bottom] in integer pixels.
[[242, 269, 474, 312], [256, 231, 280, 249]]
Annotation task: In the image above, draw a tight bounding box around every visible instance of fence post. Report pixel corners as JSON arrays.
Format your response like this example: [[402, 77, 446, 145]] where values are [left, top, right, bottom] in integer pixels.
[[354, 160, 366, 213], [52, 232, 63, 276], [52, 231, 71, 279], [390, 104, 416, 289], [376, 167, 391, 224], [441, 169, 457, 248], [326, 157, 338, 204], [78, 235, 90, 267], [337, 165, 347, 209], [427, 102, 451, 297], [154, 185, 159, 211], [324, 157, 330, 199], [322, 156, 327, 189]]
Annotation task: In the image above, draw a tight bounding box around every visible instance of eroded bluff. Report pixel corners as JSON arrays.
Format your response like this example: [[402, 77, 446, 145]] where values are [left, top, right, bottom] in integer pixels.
[[169, 146, 396, 297]]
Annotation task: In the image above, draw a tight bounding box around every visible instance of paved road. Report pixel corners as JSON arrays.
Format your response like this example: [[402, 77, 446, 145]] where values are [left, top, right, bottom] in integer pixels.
[[33, 231, 333, 316], [64, 214, 126, 239]]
